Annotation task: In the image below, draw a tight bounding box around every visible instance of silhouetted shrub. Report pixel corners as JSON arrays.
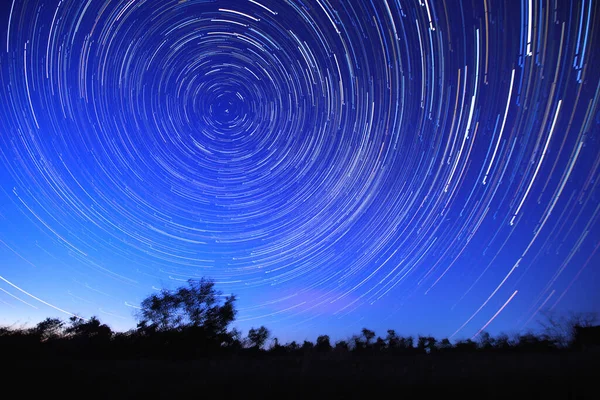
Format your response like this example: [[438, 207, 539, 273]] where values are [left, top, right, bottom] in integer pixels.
[[454, 339, 478, 352], [302, 340, 314, 352], [515, 332, 558, 352], [573, 326, 600, 350]]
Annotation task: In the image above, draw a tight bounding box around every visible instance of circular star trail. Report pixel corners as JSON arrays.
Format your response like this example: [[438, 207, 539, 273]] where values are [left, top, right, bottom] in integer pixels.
[[0, 0, 599, 339]]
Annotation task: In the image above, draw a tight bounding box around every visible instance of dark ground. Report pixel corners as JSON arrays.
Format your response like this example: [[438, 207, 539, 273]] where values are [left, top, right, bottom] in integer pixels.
[[8, 351, 599, 399]]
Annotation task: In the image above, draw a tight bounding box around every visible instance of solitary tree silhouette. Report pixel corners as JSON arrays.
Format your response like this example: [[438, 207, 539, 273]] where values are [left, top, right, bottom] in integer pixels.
[[315, 335, 332, 352], [247, 326, 270, 350], [361, 328, 375, 346], [138, 278, 236, 337]]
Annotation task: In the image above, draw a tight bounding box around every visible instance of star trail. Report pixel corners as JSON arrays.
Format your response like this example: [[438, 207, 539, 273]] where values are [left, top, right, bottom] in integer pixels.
[[0, 0, 599, 341]]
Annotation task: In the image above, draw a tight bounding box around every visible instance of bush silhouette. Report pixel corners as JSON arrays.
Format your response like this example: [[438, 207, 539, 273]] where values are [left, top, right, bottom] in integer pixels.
[[66, 316, 113, 339]]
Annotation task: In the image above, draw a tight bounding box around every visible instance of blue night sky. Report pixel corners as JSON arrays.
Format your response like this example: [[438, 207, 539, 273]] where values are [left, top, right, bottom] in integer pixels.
[[0, 0, 599, 344]]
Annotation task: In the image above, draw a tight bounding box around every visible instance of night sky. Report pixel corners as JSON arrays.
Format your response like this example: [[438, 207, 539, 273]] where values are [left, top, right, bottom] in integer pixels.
[[0, 0, 599, 343]]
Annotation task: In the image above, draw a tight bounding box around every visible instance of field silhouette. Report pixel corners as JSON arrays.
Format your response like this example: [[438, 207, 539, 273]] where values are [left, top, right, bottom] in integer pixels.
[[2, 278, 598, 398]]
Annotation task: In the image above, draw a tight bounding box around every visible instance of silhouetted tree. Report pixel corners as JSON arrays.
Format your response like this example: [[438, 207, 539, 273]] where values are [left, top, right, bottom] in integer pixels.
[[286, 341, 300, 352], [301, 340, 314, 352], [426, 336, 437, 353], [315, 335, 332, 352], [66, 316, 112, 340], [572, 325, 600, 350], [350, 334, 364, 351], [438, 338, 453, 351], [138, 278, 236, 338], [416, 336, 436, 353], [61, 316, 113, 358], [361, 328, 375, 346], [516, 332, 557, 352], [398, 336, 414, 351], [386, 329, 400, 349], [334, 340, 349, 352], [32, 317, 65, 341], [455, 338, 478, 352], [269, 337, 287, 354], [0, 326, 11, 337], [477, 331, 495, 350], [494, 333, 512, 351], [538, 310, 598, 348], [417, 336, 427, 353], [373, 337, 386, 351], [7, 298, 600, 389], [247, 326, 270, 349], [0, 323, 41, 359], [222, 327, 243, 349]]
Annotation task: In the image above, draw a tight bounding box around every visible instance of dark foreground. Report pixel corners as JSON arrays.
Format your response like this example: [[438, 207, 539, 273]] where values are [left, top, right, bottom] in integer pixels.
[[9, 351, 599, 399]]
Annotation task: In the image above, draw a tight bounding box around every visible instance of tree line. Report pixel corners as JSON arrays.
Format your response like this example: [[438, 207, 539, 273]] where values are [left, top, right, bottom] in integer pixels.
[[1, 278, 598, 360]]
